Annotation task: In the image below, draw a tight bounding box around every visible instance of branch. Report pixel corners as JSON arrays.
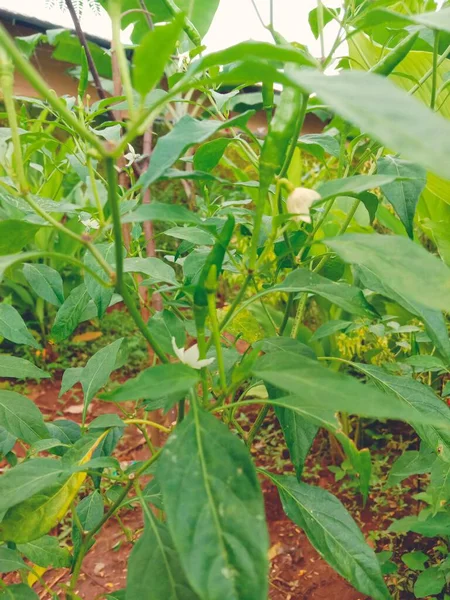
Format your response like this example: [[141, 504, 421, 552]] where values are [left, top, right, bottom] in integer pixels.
[[64, 0, 107, 102]]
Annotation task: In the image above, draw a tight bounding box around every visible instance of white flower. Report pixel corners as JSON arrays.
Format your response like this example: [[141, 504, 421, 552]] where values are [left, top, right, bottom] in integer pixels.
[[79, 216, 100, 230], [171, 337, 215, 370], [286, 187, 321, 224], [124, 143, 140, 167]]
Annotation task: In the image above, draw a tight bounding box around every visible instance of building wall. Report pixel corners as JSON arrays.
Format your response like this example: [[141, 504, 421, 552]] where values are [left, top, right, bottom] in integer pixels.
[[1, 22, 101, 101]]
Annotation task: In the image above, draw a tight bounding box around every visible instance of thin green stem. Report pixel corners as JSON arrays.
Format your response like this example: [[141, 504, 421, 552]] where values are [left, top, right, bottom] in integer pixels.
[[0, 24, 104, 154], [87, 157, 105, 225], [196, 326, 210, 404], [109, 0, 135, 120], [317, 0, 326, 63], [246, 405, 269, 446], [207, 292, 227, 392], [105, 156, 168, 362], [69, 449, 162, 592], [0, 251, 110, 287], [430, 31, 440, 110]]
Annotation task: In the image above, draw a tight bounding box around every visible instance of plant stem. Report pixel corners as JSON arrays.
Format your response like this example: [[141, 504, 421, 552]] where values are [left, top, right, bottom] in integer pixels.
[[105, 156, 168, 362], [0, 24, 104, 154], [109, 0, 135, 120], [207, 292, 227, 392], [247, 405, 269, 446], [430, 30, 440, 110], [69, 450, 162, 591], [124, 418, 171, 433], [317, 0, 326, 63], [87, 157, 105, 225]]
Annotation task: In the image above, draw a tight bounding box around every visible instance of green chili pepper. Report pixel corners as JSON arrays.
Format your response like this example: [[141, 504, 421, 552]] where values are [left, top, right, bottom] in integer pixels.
[[370, 30, 419, 77], [193, 215, 235, 328]]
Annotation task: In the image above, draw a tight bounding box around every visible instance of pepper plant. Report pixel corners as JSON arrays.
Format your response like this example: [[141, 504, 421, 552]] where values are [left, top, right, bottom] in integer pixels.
[[1, 1, 450, 599]]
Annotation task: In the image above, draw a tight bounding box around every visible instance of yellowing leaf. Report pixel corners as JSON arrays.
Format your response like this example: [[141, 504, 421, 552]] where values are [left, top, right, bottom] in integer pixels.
[[27, 565, 47, 587], [217, 307, 265, 344], [72, 331, 103, 343], [0, 433, 107, 543]]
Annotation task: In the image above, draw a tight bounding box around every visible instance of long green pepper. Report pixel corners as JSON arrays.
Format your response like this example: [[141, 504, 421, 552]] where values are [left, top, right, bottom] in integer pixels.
[[370, 30, 419, 77], [249, 73, 308, 271]]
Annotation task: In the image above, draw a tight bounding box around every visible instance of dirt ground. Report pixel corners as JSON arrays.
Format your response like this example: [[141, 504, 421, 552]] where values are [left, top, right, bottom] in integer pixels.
[[2, 378, 430, 599]]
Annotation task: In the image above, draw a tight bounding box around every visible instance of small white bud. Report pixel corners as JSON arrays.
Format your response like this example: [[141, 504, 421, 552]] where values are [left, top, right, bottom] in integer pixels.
[[286, 187, 321, 224]]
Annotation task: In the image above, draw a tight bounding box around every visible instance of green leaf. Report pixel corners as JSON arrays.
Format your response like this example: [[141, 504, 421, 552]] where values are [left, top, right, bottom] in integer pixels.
[[123, 257, 177, 284], [402, 551, 428, 571], [0, 584, 39, 599], [51, 284, 91, 342], [18, 535, 71, 568], [122, 201, 201, 225], [0, 356, 49, 380], [253, 337, 316, 359], [59, 367, 83, 397], [76, 490, 104, 531], [133, 16, 183, 97], [126, 513, 199, 600], [267, 474, 390, 600], [414, 567, 446, 598], [327, 234, 450, 312], [0, 547, 26, 573], [387, 446, 437, 487], [78, 46, 89, 99], [0, 304, 39, 348], [356, 265, 450, 362], [80, 339, 123, 422], [23, 263, 64, 306], [158, 408, 269, 600], [0, 426, 16, 456], [0, 458, 65, 513], [49, 28, 112, 78], [0, 220, 41, 255], [297, 133, 340, 160], [377, 157, 427, 238], [403, 355, 446, 371], [242, 268, 376, 317], [308, 5, 338, 39], [317, 175, 397, 201], [84, 243, 115, 318], [310, 320, 352, 341], [390, 512, 450, 536], [100, 363, 199, 403], [138, 111, 255, 189], [147, 310, 186, 356], [288, 69, 450, 180], [46, 420, 81, 450], [122, 0, 220, 45], [356, 364, 450, 461], [193, 138, 233, 172], [164, 227, 214, 246], [196, 40, 317, 73], [252, 352, 450, 426], [0, 253, 44, 283], [0, 390, 49, 445], [275, 406, 318, 479]]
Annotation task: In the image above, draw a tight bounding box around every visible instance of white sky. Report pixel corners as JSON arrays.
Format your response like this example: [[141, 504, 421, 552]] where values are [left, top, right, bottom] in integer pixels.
[[0, 0, 343, 56]]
